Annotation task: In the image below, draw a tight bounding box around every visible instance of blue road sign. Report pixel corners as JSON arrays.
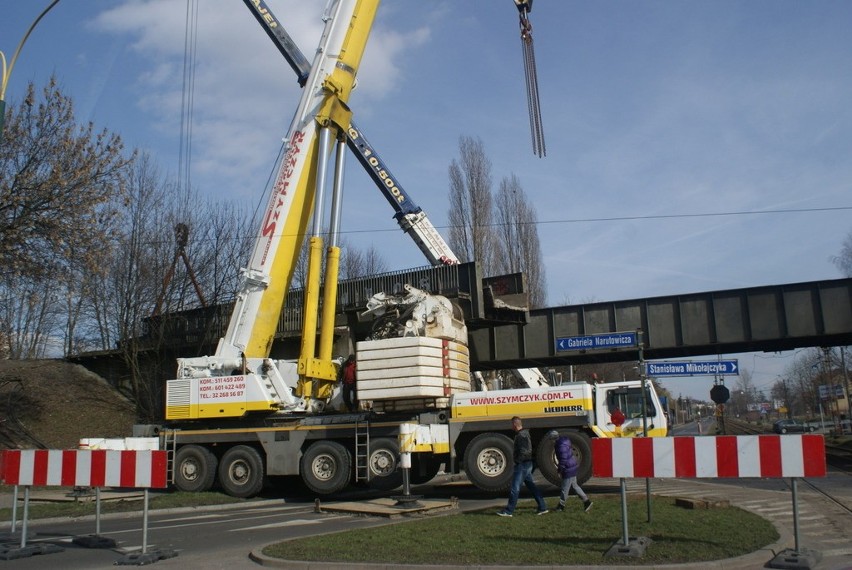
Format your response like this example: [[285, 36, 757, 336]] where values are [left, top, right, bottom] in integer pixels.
[[556, 332, 638, 352], [646, 360, 739, 377]]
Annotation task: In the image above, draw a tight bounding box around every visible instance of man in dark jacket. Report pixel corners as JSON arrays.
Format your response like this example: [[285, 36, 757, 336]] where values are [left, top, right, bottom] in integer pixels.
[[551, 430, 592, 512], [497, 417, 548, 517]]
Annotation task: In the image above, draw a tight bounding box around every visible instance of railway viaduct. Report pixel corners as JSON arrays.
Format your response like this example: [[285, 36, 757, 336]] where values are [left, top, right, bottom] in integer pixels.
[[72, 262, 852, 393]]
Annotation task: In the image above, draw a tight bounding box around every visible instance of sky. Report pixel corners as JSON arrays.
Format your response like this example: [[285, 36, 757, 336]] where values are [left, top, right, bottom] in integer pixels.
[[3, 0, 851, 402]]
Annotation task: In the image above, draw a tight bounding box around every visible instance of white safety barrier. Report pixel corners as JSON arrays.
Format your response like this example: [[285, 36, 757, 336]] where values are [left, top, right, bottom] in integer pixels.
[[0, 449, 168, 488], [592, 434, 826, 478], [591, 434, 827, 566], [0, 449, 173, 564]]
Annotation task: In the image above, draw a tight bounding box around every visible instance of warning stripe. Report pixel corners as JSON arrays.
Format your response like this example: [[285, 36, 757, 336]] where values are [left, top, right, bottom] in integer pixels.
[[592, 434, 826, 479], [0, 449, 168, 488]]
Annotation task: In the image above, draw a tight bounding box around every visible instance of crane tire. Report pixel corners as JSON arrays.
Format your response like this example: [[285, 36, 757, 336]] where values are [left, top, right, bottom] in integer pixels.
[[535, 434, 561, 487], [300, 441, 351, 495], [367, 438, 403, 491], [218, 445, 265, 498], [174, 445, 217, 493], [463, 433, 514, 493], [535, 430, 592, 487], [409, 455, 442, 485]]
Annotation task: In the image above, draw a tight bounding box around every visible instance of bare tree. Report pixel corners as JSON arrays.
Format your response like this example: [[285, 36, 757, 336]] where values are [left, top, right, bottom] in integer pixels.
[[293, 233, 389, 285], [447, 136, 496, 275], [780, 348, 836, 419], [341, 241, 388, 279], [770, 377, 795, 419], [494, 173, 547, 307], [0, 77, 132, 357], [150, 188, 253, 312], [0, 78, 130, 281], [831, 229, 852, 277], [0, 277, 62, 358], [734, 370, 756, 407]]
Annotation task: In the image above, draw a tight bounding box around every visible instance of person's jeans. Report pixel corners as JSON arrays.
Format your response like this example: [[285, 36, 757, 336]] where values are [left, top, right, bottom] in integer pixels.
[[559, 475, 588, 504], [505, 460, 546, 513]]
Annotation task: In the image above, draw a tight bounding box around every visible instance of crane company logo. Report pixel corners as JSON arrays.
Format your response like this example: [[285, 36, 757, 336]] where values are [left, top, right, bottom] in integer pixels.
[[543, 405, 585, 414], [260, 131, 306, 265], [249, 0, 278, 28], [466, 391, 575, 406]]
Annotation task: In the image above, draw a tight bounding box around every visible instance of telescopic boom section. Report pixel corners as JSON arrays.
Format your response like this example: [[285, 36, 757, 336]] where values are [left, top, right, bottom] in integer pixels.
[[216, 0, 378, 367], [243, 0, 458, 267], [241, 0, 549, 388]]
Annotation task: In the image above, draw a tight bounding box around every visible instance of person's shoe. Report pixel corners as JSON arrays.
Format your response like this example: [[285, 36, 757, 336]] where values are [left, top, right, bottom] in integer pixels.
[[555, 504, 565, 512], [583, 501, 593, 512], [536, 509, 549, 516], [496, 510, 513, 517]]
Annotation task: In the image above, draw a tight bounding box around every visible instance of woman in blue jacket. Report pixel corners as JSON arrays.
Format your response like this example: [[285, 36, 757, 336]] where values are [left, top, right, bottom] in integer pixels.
[[550, 431, 593, 512]]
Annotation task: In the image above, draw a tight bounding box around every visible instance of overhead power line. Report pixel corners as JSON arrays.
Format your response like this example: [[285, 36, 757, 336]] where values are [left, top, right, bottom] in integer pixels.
[[121, 204, 852, 248], [345, 204, 852, 235]]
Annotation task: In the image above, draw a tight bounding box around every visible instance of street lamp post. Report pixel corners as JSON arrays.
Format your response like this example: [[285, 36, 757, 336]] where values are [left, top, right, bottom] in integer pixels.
[[0, 0, 61, 139]]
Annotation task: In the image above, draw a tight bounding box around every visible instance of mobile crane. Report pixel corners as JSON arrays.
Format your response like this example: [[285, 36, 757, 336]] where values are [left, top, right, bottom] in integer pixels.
[[94, 1, 667, 499]]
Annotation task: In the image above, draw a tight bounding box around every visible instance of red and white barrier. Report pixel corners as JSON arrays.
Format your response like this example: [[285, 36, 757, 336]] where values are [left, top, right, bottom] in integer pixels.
[[0, 449, 168, 489], [592, 435, 826, 479]]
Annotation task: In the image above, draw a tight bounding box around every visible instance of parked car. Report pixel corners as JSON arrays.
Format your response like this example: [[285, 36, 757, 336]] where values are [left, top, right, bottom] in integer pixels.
[[772, 419, 815, 434]]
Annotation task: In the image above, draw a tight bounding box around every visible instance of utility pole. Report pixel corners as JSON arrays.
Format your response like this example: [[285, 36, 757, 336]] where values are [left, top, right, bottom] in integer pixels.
[[0, 0, 61, 140]]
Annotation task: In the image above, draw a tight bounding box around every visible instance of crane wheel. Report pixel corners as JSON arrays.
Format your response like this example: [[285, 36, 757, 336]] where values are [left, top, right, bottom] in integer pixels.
[[173, 445, 217, 493], [536, 431, 593, 486], [218, 445, 265, 498], [367, 438, 403, 491], [300, 440, 352, 495], [463, 433, 513, 493], [409, 455, 442, 485]]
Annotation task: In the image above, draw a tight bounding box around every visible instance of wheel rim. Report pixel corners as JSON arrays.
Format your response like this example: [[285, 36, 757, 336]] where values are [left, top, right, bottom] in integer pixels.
[[370, 449, 397, 477], [227, 459, 251, 485], [477, 447, 507, 477], [310, 453, 337, 481], [181, 459, 200, 482]]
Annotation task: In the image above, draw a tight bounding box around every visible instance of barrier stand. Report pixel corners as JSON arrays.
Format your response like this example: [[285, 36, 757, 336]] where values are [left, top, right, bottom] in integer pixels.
[[10, 485, 17, 534], [72, 487, 118, 549], [115, 488, 178, 566], [0, 486, 21, 542], [604, 478, 651, 558], [0, 486, 64, 560], [767, 477, 822, 570]]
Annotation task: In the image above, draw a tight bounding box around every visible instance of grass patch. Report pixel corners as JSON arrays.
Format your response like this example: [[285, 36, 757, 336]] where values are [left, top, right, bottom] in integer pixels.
[[263, 496, 778, 566], [0, 489, 248, 521]]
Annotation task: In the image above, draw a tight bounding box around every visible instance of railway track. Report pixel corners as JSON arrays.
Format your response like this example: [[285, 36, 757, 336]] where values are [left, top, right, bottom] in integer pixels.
[[709, 416, 852, 514]]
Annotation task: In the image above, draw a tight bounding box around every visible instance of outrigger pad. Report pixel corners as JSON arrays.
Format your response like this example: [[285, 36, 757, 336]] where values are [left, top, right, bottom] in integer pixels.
[[114, 548, 179, 566]]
